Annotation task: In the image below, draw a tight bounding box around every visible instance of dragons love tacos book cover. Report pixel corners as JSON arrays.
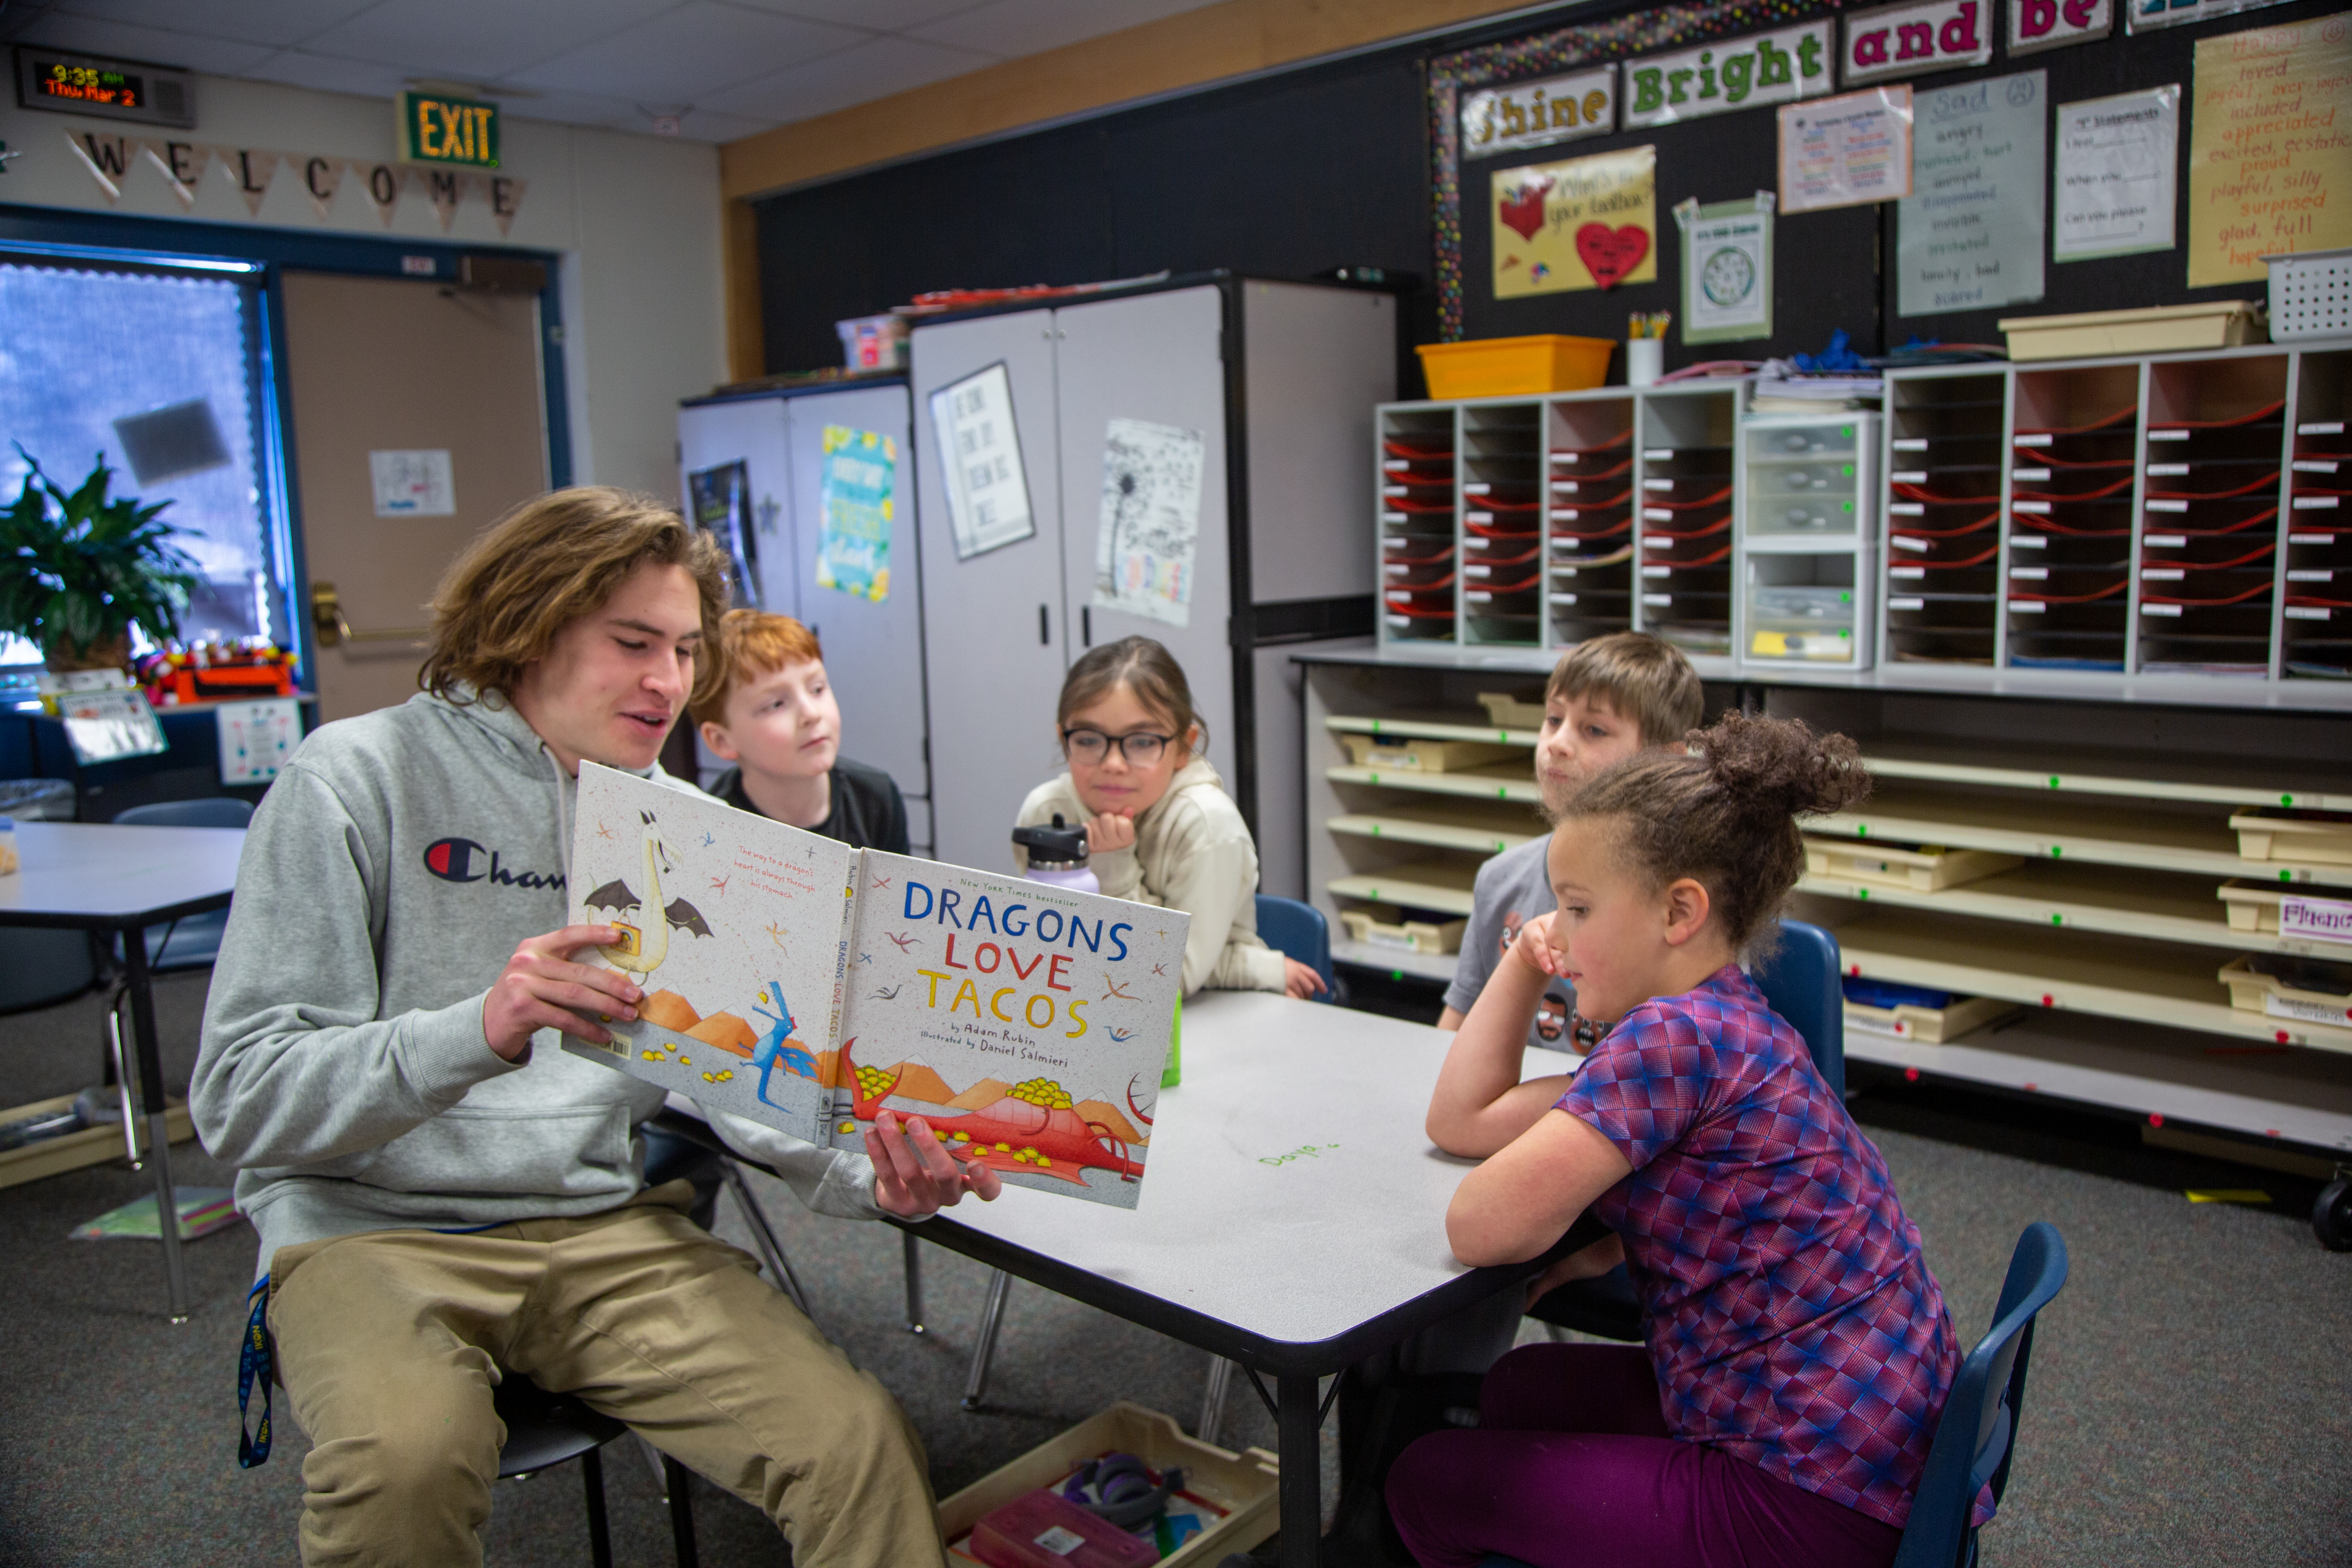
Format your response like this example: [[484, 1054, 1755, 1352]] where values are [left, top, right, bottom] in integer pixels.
[[561, 764, 1185, 1209]]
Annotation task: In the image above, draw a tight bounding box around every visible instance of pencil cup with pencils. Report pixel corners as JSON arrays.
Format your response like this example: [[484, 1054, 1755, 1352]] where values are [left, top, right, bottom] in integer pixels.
[[1626, 312, 1669, 387]]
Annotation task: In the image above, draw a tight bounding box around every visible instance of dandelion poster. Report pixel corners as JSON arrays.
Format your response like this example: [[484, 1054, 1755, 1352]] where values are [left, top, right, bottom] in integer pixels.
[[1492, 144, 1657, 299], [814, 425, 895, 603]]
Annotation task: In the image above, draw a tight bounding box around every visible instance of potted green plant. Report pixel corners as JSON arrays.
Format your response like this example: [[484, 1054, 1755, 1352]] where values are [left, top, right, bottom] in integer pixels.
[[0, 447, 197, 671]]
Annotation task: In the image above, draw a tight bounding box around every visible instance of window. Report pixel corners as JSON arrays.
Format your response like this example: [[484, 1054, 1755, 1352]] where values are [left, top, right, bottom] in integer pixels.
[[0, 258, 274, 665]]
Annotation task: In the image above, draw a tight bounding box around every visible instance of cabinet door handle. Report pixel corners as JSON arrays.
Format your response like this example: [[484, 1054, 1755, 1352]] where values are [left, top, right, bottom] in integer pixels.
[[1082, 606, 1091, 646], [1039, 604, 1050, 646]]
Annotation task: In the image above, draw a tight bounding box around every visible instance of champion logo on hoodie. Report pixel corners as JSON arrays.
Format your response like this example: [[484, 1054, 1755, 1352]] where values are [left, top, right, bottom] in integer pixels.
[[422, 837, 566, 890]]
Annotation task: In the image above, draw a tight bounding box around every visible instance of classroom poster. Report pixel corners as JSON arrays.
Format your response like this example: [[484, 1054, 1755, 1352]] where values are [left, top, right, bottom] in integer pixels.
[[2053, 85, 2179, 261], [929, 363, 1036, 561], [368, 449, 454, 516], [1492, 145, 1657, 299], [2187, 13, 2352, 286], [1461, 66, 1617, 156], [1092, 417, 1205, 628], [2126, 0, 2296, 32], [1897, 71, 2047, 316], [1841, 0, 1995, 87], [813, 425, 895, 603], [688, 460, 761, 606], [1675, 194, 1774, 343], [216, 697, 300, 786], [1620, 20, 1834, 129], [1779, 87, 1914, 213]]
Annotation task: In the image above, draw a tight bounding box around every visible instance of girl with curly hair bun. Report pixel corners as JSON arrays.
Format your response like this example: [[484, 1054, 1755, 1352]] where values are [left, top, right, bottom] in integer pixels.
[[1391, 713, 1979, 1568]]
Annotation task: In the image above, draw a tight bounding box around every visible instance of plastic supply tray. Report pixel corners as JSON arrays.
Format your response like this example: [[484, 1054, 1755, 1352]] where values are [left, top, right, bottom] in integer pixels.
[[2261, 248, 2352, 341], [1806, 839, 2022, 891], [1844, 993, 2022, 1043], [1417, 335, 1613, 398], [2227, 809, 2352, 866], [1996, 301, 2266, 361], [2217, 956, 2352, 1028], [1339, 906, 1469, 955], [1476, 691, 1547, 728]]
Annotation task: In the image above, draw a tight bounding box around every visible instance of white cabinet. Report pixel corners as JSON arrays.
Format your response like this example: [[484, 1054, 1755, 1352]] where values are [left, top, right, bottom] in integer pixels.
[[913, 276, 1395, 882], [678, 378, 931, 850]]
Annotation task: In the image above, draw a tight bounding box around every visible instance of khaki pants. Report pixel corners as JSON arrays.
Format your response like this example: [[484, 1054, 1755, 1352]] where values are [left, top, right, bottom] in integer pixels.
[[266, 1187, 942, 1568]]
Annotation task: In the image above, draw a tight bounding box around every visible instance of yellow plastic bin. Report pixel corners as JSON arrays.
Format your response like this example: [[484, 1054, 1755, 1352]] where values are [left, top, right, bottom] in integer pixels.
[[1417, 334, 1614, 399]]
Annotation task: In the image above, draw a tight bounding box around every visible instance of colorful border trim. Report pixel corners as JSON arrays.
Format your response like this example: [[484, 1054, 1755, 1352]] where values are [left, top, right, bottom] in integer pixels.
[[1428, 0, 1844, 339]]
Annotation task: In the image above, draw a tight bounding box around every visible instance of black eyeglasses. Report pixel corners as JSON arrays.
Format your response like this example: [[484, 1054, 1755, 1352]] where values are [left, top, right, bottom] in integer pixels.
[[1062, 728, 1174, 764]]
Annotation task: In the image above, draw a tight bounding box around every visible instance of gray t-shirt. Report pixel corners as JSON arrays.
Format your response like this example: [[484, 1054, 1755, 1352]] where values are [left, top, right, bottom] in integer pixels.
[[1444, 834, 1581, 1054]]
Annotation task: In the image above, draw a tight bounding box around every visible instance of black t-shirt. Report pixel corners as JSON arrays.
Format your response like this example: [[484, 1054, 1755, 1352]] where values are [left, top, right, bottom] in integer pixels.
[[711, 757, 910, 856]]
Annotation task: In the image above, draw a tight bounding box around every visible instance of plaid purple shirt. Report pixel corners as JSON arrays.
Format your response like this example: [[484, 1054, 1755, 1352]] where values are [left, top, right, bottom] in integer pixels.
[[1557, 964, 1973, 1531]]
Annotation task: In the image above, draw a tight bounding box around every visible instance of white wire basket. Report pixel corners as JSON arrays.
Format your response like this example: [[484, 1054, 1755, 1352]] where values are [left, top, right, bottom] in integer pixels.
[[2262, 249, 2352, 341]]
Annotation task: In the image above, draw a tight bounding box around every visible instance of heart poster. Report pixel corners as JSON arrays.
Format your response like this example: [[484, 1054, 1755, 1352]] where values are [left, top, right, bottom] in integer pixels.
[[1492, 145, 1657, 300]]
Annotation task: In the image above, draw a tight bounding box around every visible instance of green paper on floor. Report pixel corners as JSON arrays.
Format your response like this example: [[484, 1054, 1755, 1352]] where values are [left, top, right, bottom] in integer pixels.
[[70, 1187, 242, 1242]]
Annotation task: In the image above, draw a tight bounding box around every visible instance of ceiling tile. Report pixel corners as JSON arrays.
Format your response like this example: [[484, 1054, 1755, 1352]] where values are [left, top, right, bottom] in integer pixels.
[[910, 0, 1221, 58], [725, 0, 987, 31], [51, 0, 380, 48], [506, 2, 862, 101], [697, 33, 987, 121], [670, 107, 781, 141], [298, 0, 682, 80], [8, 12, 281, 73], [238, 48, 417, 99]]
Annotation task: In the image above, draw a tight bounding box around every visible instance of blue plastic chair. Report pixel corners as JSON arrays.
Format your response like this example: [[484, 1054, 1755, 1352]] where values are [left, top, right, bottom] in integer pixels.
[[1528, 918, 1846, 1341], [113, 798, 254, 970], [1255, 893, 1336, 1003], [1488, 1221, 2068, 1568]]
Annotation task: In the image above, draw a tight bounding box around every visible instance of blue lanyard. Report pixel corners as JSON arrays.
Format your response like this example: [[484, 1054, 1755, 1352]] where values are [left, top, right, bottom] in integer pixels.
[[237, 1281, 273, 1468]]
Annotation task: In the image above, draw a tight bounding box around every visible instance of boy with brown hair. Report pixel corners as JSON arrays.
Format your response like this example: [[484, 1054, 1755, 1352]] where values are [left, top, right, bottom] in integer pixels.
[[195, 488, 989, 1568], [1436, 631, 1704, 1050], [693, 608, 909, 854]]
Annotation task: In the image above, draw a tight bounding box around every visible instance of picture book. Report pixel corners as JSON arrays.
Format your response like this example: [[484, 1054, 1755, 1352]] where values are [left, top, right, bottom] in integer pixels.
[[561, 764, 1187, 1208]]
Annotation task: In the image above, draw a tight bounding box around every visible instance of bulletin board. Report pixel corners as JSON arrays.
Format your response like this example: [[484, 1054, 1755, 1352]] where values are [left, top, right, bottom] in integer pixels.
[[1436, 0, 2345, 370]]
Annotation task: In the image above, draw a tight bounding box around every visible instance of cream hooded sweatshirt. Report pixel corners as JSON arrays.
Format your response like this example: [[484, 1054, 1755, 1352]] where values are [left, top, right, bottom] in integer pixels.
[[1012, 757, 1286, 996]]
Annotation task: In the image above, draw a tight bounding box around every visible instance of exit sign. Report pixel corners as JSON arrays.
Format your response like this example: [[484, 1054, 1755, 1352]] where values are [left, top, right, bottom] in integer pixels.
[[396, 91, 499, 168]]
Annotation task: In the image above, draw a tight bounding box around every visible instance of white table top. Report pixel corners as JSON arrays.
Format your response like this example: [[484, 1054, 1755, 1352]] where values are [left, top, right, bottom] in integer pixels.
[[922, 989, 1566, 1363], [0, 820, 245, 924]]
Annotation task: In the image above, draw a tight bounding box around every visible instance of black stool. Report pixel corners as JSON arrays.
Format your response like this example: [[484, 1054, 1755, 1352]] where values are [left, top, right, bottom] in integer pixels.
[[493, 1373, 700, 1568]]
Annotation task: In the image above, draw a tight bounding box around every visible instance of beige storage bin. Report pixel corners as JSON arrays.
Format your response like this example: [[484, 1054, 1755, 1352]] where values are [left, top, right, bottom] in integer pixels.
[[2218, 882, 2352, 944], [1339, 734, 1519, 773], [2216, 956, 2352, 1028], [1340, 906, 1469, 956], [1843, 994, 2020, 1043], [940, 1403, 1276, 1568], [1805, 839, 2021, 892], [1997, 301, 2266, 361], [0, 1094, 195, 1190], [2228, 810, 2352, 867], [1476, 691, 1548, 729]]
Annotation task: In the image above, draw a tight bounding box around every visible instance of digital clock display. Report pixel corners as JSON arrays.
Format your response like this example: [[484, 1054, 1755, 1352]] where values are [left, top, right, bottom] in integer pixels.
[[37, 61, 145, 109]]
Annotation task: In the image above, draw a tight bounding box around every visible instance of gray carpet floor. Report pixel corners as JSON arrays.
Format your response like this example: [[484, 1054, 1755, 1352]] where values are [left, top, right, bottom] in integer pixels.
[[1, 970, 2346, 1566]]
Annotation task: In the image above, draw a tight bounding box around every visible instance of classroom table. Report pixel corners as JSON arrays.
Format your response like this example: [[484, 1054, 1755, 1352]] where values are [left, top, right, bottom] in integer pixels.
[[0, 820, 245, 1323], [885, 989, 1599, 1567]]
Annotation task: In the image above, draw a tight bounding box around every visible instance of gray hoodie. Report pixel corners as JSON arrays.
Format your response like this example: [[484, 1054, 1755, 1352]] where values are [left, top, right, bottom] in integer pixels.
[[194, 690, 884, 1278]]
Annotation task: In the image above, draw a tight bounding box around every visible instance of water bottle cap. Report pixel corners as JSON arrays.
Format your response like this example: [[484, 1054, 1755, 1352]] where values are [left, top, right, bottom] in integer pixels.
[[1012, 811, 1089, 865]]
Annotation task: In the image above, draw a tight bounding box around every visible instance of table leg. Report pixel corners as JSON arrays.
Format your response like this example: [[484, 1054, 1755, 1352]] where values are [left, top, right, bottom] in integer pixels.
[[122, 933, 190, 1323], [1277, 1372, 1320, 1568]]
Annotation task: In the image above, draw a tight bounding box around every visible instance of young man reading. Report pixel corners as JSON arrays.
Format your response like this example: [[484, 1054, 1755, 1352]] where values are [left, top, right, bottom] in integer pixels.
[[694, 609, 910, 853], [194, 489, 994, 1568], [1437, 633, 1704, 1051]]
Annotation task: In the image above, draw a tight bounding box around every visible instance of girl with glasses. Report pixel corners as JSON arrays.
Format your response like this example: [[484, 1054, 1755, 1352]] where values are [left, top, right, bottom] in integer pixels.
[[1011, 636, 1325, 1000]]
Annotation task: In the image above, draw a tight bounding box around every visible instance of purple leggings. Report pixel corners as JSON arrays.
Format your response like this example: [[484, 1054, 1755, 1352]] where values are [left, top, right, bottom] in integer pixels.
[[1384, 1344, 1904, 1568]]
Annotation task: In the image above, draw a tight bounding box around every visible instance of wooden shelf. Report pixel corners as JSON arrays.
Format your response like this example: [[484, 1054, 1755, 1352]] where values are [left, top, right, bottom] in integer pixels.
[[1811, 781, 2352, 889], [1329, 804, 1542, 858], [1856, 742, 2349, 811], [1797, 857, 2307, 953], [1326, 714, 1536, 747], [1328, 859, 1479, 916], [1817, 904, 2352, 1055], [1326, 762, 1542, 806]]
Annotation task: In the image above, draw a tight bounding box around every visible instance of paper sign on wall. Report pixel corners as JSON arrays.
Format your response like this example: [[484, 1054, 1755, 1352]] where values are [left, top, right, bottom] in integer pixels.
[[2127, 0, 2296, 33], [1622, 21, 1834, 129], [930, 363, 1036, 561], [2054, 85, 2179, 262], [1779, 87, 1914, 213], [1842, 0, 1993, 87], [1092, 418, 1205, 629], [2187, 13, 2352, 287], [369, 449, 453, 516], [2009, 0, 2114, 54], [217, 697, 301, 786], [1493, 144, 1657, 299], [1675, 194, 1775, 342], [1461, 66, 1618, 156], [814, 425, 895, 604], [1898, 71, 2047, 317]]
